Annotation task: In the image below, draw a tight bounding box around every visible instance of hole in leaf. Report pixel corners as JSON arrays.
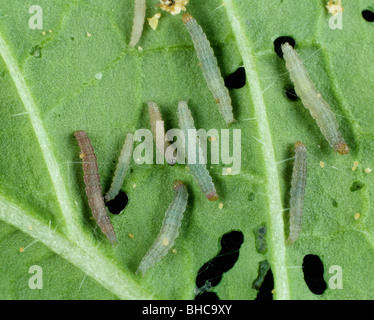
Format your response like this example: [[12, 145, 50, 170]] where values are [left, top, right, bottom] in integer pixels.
[[350, 181, 365, 192], [106, 191, 129, 214], [70, 37, 75, 41], [362, 10, 374, 22], [302, 254, 327, 295], [195, 231, 244, 290], [285, 87, 299, 101], [254, 264, 274, 300], [194, 292, 220, 301], [224, 67, 246, 89], [274, 36, 296, 58]]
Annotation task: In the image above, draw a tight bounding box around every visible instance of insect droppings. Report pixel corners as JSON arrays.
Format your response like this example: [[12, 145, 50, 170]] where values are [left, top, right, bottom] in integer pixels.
[[105, 133, 134, 202], [74, 130, 117, 246], [281, 43, 349, 155], [129, 0, 146, 48], [352, 160, 359, 171], [147, 13, 161, 31], [182, 13, 235, 125], [254, 225, 267, 254], [157, 0, 189, 15], [177, 101, 218, 201], [326, 0, 343, 15], [287, 141, 307, 245], [137, 180, 188, 276], [252, 260, 270, 290]]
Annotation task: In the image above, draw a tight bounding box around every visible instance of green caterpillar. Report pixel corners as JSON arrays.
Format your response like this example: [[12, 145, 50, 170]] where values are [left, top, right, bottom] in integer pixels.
[[137, 180, 188, 276], [182, 13, 235, 125], [281, 43, 349, 155]]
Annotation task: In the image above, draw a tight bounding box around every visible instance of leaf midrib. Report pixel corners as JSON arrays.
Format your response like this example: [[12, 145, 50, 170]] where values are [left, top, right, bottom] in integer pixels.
[[0, 196, 152, 300], [224, 0, 290, 300], [0, 30, 81, 243], [0, 29, 152, 300]]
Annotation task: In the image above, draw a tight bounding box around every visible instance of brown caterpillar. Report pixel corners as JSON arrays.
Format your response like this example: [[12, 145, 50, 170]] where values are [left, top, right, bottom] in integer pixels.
[[287, 141, 307, 245], [74, 130, 117, 246]]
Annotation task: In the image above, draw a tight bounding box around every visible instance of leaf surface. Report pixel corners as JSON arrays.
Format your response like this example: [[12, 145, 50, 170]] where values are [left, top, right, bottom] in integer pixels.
[[0, 0, 373, 299]]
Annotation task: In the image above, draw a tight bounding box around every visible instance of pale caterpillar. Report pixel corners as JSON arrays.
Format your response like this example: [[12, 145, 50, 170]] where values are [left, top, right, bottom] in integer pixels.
[[182, 13, 235, 125], [177, 101, 218, 201], [129, 0, 146, 48], [287, 141, 307, 245], [105, 132, 134, 202], [74, 130, 117, 246], [281, 43, 349, 155], [137, 180, 188, 276], [147, 101, 176, 166]]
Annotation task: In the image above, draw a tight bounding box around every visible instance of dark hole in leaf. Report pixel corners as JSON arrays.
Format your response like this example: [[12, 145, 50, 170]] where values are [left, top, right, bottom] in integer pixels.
[[194, 292, 220, 301], [350, 181, 365, 192], [195, 231, 244, 290], [106, 191, 128, 214], [285, 87, 299, 101], [302, 254, 327, 295], [70, 37, 75, 41], [274, 36, 296, 58], [362, 10, 374, 22], [224, 67, 246, 89], [255, 265, 274, 300]]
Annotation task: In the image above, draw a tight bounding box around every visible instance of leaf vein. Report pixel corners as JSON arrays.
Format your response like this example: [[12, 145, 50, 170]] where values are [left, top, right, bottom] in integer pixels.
[[224, 0, 290, 300], [0, 29, 82, 243]]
